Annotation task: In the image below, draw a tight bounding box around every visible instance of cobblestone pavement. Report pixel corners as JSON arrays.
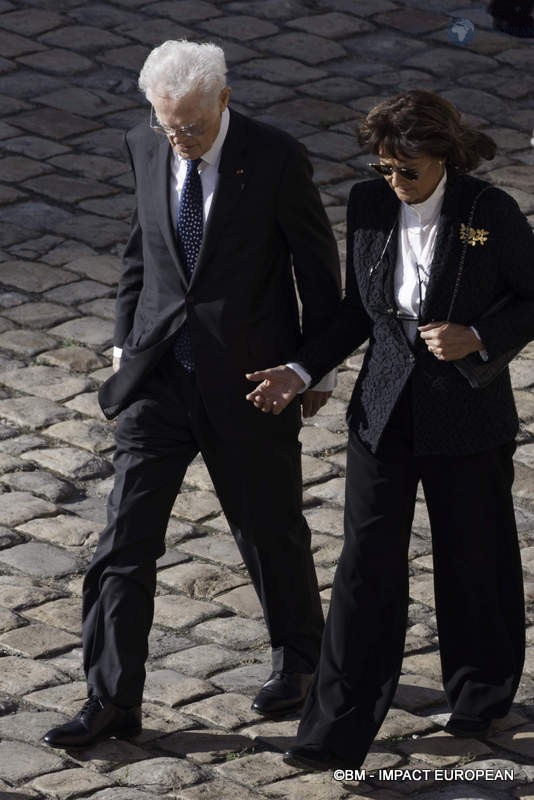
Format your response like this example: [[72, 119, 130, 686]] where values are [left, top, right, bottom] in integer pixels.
[[0, 1, 533, 798]]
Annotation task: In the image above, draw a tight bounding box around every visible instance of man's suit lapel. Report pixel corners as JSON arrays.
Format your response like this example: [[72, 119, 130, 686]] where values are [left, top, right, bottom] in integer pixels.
[[150, 134, 189, 288], [190, 110, 248, 285]]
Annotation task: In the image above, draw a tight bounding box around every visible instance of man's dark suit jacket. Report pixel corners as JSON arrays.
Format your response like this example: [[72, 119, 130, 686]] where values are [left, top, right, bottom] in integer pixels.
[[297, 173, 534, 456], [99, 109, 341, 428]]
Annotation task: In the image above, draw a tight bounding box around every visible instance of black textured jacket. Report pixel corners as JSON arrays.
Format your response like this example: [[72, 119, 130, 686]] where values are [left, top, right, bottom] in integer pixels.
[[297, 173, 534, 455]]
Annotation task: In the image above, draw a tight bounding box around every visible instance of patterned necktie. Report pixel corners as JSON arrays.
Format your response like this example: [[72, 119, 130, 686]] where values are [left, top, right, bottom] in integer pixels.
[[173, 158, 203, 371]]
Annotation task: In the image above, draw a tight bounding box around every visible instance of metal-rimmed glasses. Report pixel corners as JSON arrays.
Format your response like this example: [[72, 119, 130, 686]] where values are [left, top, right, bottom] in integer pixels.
[[149, 105, 208, 139], [368, 162, 421, 181]]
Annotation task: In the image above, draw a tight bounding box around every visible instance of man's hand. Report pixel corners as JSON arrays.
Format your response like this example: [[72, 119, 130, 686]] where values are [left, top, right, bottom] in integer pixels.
[[418, 322, 484, 361], [112, 355, 121, 373], [301, 390, 332, 418], [246, 365, 305, 415]]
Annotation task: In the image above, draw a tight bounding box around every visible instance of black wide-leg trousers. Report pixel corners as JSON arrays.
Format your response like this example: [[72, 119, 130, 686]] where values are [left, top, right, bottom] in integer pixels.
[[296, 394, 525, 765], [82, 356, 324, 707]]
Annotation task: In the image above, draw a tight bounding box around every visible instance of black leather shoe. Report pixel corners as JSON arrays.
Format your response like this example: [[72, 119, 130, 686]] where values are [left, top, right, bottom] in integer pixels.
[[251, 671, 313, 716], [284, 745, 352, 771], [444, 716, 491, 739], [492, 16, 534, 37], [43, 697, 142, 748]]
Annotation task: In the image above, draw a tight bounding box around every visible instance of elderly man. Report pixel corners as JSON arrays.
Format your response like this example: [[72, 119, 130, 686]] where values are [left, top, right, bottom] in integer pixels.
[[43, 40, 341, 748]]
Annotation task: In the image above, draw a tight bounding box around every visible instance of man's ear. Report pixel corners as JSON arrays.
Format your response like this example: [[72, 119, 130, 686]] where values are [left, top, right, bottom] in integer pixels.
[[219, 86, 231, 111]]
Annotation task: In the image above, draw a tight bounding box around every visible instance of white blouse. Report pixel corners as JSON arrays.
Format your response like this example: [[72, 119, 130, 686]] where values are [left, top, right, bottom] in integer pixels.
[[394, 170, 447, 343]]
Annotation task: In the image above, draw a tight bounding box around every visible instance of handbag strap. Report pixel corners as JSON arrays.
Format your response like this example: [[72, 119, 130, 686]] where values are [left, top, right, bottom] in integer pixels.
[[446, 185, 493, 322]]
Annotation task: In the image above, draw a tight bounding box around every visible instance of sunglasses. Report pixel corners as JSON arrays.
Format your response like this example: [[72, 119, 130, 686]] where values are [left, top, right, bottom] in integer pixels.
[[368, 163, 420, 181]]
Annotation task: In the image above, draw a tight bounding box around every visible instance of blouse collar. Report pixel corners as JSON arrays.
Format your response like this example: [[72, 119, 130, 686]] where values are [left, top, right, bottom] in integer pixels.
[[401, 169, 447, 227]]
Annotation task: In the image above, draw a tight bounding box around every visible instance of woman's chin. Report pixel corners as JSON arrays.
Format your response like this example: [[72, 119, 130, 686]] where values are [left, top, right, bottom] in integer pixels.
[[394, 187, 414, 200]]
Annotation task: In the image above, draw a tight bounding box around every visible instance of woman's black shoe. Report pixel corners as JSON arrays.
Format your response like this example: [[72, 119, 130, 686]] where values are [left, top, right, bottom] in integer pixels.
[[43, 697, 142, 748], [444, 716, 491, 739], [284, 745, 353, 771]]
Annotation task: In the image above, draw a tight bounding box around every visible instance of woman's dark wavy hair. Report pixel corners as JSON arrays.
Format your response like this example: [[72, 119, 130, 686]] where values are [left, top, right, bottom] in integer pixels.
[[358, 90, 496, 173]]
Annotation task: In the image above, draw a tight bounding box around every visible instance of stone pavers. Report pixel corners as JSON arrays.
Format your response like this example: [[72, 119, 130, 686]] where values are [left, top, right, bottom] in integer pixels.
[[0, 1, 533, 798]]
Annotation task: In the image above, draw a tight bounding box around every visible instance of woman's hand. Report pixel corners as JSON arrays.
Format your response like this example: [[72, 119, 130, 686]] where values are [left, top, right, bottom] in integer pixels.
[[246, 365, 305, 415], [418, 322, 484, 361]]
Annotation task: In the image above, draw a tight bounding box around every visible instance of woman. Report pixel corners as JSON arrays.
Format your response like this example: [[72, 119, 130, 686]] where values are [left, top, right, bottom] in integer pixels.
[[246, 90, 534, 770]]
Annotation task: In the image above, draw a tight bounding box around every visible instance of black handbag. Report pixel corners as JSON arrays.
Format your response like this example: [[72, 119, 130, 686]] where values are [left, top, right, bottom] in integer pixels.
[[446, 187, 523, 389], [452, 293, 522, 389]]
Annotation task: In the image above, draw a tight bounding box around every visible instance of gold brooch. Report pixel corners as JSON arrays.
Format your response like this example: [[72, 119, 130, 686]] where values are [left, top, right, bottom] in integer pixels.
[[459, 223, 489, 246]]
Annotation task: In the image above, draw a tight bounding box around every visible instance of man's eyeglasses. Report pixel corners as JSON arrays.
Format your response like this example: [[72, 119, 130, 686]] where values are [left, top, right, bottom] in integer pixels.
[[368, 163, 420, 181], [149, 106, 207, 139]]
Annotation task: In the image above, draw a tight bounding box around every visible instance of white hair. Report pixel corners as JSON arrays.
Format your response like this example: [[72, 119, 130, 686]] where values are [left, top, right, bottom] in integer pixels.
[[139, 40, 227, 103]]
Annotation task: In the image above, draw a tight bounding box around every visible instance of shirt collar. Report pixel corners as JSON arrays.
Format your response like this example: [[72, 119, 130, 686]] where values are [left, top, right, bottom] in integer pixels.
[[201, 106, 230, 166], [402, 168, 447, 227]]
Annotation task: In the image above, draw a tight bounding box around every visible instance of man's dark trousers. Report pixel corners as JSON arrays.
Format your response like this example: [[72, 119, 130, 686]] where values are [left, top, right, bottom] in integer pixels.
[[82, 355, 324, 707]]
